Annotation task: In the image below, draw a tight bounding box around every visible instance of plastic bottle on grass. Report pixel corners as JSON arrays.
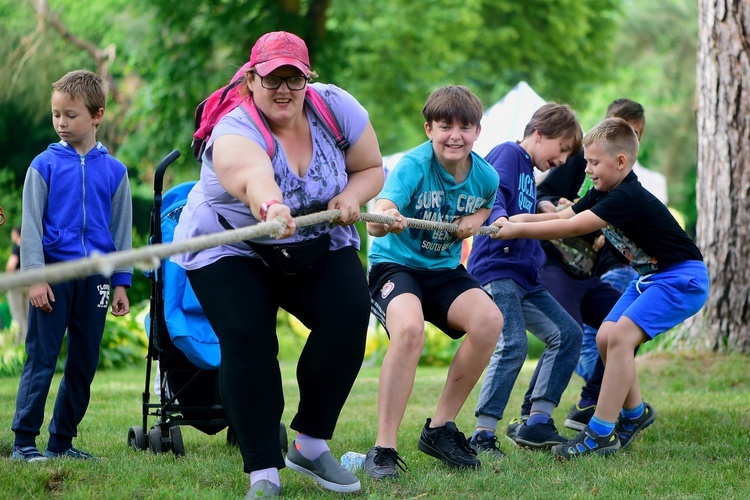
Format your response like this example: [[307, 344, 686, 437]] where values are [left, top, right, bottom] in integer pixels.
[[340, 451, 366, 471]]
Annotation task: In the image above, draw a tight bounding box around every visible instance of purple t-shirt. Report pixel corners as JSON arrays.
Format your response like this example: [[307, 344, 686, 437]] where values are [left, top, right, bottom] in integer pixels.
[[173, 83, 369, 270]]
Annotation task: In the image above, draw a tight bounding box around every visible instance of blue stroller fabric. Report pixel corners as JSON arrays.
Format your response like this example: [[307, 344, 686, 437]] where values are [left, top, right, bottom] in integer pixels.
[[160, 181, 221, 370]]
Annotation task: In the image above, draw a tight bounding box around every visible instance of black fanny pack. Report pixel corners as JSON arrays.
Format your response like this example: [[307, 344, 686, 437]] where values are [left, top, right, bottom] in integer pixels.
[[549, 237, 597, 278], [218, 214, 330, 275]]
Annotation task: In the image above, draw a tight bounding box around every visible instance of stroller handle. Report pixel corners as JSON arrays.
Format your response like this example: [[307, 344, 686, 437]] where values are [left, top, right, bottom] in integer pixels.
[[154, 150, 182, 199]]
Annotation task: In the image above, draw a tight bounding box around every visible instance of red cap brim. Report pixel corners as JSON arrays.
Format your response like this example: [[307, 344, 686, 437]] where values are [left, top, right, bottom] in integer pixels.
[[254, 58, 309, 77]]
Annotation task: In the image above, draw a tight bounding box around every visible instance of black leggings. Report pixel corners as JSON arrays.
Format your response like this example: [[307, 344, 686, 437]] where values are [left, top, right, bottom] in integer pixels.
[[188, 247, 369, 472]]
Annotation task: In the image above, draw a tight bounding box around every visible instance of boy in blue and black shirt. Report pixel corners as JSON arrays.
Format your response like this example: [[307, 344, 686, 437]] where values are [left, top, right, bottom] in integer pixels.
[[494, 117, 708, 457], [12, 69, 132, 462]]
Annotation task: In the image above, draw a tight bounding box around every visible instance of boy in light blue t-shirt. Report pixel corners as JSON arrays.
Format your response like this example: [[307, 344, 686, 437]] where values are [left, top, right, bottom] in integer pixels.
[[364, 85, 504, 479]]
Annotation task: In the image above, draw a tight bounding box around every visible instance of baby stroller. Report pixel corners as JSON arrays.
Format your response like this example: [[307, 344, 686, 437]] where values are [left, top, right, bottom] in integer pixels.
[[127, 150, 287, 455]]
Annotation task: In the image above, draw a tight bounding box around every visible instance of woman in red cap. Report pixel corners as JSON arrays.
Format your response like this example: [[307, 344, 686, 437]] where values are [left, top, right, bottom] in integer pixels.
[[173, 31, 384, 497]]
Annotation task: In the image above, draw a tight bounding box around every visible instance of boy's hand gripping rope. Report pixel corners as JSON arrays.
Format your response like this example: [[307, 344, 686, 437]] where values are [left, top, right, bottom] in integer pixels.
[[0, 209, 498, 292]]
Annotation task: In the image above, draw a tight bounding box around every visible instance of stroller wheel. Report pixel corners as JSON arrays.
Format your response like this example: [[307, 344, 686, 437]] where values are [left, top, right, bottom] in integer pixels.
[[170, 426, 185, 456], [128, 426, 148, 451], [149, 425, 164, 454]]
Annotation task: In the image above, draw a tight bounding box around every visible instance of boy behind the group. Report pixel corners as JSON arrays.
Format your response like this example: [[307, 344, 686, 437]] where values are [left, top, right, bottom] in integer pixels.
[[364, 85, 504, 478], [11, 69, 132, 462], [494, 117, 708, 457], [467, 103, 583, 456]]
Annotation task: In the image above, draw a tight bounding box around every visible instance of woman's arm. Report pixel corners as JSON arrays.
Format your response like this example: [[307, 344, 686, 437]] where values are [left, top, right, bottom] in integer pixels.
[[212, 134, 296, 237], [330, 122, 384, 225]]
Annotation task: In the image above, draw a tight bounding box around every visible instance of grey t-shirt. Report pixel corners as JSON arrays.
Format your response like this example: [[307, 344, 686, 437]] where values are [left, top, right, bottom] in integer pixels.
[[173, 83, 369, 270]]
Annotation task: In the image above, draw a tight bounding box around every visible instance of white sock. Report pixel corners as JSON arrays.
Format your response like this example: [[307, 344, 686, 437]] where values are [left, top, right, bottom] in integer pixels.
[[250, 467, 280, 487], [294, 433, 329, 460]]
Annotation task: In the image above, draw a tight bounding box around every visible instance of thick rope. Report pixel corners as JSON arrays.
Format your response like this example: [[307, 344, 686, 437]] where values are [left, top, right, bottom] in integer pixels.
[[0, 209, 498, 292]]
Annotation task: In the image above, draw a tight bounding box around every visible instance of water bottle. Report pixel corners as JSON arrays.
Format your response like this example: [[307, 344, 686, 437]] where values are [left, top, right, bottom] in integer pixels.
[[340, 451, 366, 471]]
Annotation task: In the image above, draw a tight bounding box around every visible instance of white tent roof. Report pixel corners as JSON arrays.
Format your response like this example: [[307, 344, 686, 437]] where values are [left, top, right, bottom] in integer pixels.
[[472, 81, 547, 158]]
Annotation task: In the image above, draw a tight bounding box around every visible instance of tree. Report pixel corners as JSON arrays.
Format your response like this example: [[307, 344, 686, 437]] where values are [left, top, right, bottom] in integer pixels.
[[690, 0, 750, 352]]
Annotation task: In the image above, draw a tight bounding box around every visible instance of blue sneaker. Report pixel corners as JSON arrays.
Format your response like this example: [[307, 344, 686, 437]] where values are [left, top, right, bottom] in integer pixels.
[[552, 425, 621, 459], [615, 402, 657, 449], [12, 446, 49, 462], [44, 447, 99, 460]]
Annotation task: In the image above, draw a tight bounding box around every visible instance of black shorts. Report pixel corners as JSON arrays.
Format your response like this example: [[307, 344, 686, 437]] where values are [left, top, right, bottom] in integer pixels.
[[368, 262, 485, 339]]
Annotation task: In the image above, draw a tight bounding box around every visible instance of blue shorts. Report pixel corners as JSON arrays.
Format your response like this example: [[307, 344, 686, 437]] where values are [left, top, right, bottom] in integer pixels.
[[604, 260, 709, 338], [368, 262, 484, 339]]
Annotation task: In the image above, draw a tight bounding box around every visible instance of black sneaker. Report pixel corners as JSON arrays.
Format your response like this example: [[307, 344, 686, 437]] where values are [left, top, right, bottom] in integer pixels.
[[514, 418, 567, 450], [615, 402, 656, 450], [505, 416, 528, 442], [363, 446, 407, 479], [564, 403, 596, 431], [469, 431, 506, 459], [552, 425, 621, 459], [417, 419, 480, 469]]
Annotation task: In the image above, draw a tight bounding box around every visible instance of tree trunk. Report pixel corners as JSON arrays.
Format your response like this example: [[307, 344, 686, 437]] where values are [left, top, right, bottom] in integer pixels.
[[689, 0, 750, 352]]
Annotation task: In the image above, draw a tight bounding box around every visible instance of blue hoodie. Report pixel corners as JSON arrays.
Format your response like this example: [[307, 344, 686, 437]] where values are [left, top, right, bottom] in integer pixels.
[[467, 141, 546, 290], [21, 141, 133, 288]]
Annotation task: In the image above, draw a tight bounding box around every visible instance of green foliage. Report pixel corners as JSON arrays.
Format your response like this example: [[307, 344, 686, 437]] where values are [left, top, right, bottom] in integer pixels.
[[573, 0, 698, 231], [0, 300, 149, 378], [365, 322, 544, 368], [93, 300, 149, 371], [0, 0, 701, 231], [0, 321, 25, 377], [0, 169, 23, 255]]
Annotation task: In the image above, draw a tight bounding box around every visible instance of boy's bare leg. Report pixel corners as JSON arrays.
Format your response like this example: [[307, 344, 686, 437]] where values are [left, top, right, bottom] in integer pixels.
[[375, 293, 426, 449], [595, 317, 648, 422], [432, 289, 503, 426]]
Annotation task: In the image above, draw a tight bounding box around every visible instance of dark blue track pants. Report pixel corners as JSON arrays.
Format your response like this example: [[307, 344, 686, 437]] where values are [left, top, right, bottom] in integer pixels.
[[12, 276, 110, 450]]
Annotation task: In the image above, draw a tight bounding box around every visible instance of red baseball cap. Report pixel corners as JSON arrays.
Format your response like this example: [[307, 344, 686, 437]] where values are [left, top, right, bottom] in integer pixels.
[[249, 31, 310, 77]]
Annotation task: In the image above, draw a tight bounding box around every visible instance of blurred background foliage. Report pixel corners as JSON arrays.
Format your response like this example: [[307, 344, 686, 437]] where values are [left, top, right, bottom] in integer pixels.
[[0, 0, 699, 367]]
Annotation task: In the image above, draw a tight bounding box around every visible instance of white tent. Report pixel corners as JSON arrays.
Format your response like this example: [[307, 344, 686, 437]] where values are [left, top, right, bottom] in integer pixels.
[[472, 81, 548, 158]]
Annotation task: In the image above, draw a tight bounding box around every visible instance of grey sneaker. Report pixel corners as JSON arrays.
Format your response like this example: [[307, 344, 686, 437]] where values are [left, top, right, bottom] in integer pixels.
[[469, 431, 506, 459], [615, 402, 657, 450], [44, 447, 99, 460], [505, 416, 528, 442], [285, 443, 361, 493], [363, 446, 407, 479], [245, 480, 281, 498], [11, 446, 49, 462], [564, 403, 596, 431]]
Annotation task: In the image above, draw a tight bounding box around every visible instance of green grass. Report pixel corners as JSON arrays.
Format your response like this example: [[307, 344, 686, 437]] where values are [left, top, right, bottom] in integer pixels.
[[1, 352, 749, 498]]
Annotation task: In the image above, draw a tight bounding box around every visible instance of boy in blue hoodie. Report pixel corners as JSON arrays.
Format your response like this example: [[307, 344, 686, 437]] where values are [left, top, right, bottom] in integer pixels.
[[11, 69, 132, 462], [468, 104, 583, 455]]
